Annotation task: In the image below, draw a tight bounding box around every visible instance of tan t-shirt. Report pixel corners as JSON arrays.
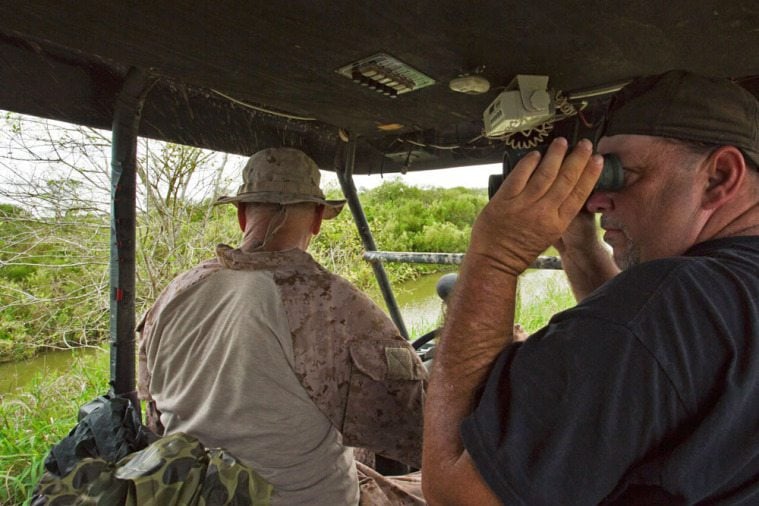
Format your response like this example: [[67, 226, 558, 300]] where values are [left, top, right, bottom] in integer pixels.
[[138, 246, 427, 505]]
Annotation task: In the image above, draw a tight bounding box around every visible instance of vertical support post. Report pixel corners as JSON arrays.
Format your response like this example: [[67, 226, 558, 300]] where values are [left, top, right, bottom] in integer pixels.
[[109, 67, 155, 406], [336, 138, 409, 339]]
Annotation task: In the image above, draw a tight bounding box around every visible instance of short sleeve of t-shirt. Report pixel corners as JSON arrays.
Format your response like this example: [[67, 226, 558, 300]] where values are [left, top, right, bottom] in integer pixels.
[[460, 315, 686, 505]]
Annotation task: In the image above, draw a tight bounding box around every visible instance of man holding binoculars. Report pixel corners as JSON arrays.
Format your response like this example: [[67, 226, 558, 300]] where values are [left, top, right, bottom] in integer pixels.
[[423, 70, 759, 504]]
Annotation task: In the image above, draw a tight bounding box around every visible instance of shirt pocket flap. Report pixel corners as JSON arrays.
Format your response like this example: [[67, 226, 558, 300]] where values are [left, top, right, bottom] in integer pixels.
[[348, 340, 426, 381]]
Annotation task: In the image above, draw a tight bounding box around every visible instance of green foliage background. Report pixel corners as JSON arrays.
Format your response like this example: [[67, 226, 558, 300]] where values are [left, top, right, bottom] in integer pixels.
[[0, 350, 108, 505], [0, 180, 486, 363]]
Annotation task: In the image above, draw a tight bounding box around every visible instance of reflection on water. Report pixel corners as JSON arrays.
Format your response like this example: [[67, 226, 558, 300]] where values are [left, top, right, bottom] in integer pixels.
[[369, 272, 453, 339], [0, 348, 98, 395], [393, 273, 449, 337]]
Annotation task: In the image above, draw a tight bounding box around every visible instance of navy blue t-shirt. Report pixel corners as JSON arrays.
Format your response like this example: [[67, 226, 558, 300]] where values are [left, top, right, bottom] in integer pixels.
[[461, 236, 759, 505]]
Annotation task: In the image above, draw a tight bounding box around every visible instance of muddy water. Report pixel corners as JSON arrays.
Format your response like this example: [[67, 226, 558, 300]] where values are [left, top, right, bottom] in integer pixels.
[[0, 348, 98, 395], [387, 272, 450, 338]]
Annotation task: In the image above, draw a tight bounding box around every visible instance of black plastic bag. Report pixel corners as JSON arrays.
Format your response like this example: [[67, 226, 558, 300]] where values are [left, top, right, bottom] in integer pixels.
[[43, 393, 155, 477]]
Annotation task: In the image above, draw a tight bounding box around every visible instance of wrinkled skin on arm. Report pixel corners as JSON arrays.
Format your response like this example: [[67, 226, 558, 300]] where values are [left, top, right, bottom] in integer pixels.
[[422, 138, 603, 505]]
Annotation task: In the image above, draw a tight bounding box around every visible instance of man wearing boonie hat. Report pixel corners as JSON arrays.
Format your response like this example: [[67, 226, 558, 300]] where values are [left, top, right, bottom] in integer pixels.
[[424, 70, 759, 505], [138, 147, 427, 505]]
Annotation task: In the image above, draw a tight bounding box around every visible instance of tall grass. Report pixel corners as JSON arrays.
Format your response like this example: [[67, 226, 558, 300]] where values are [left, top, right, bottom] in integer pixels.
[[516, 269, 575, 332], [407, 269, 576, 338], [0, 348, 109, 505]]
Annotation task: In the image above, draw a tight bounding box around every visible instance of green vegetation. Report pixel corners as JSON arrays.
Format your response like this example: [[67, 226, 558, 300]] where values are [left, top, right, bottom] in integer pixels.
[[314, 181, 486, 291], [516, 270, 575, 331], [0, 206, 110, 361]]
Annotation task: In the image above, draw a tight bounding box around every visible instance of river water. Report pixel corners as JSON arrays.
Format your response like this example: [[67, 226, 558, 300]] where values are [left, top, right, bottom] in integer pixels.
[[0, 347, 99, 394], [380, 272, 450, 337]]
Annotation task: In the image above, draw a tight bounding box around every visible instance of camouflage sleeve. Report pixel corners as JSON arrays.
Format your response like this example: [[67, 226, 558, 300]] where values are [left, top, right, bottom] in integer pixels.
[[281, 265, 428, 468], [341, 338, 427, 469]]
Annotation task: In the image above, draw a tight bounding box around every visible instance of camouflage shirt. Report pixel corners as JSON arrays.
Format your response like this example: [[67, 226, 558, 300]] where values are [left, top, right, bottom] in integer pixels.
[[138, 245, 427, 504]]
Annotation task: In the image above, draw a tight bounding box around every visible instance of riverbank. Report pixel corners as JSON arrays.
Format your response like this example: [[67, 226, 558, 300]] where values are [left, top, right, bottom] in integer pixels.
[[0, 348, 109, 504], [0, 348, 100, 395]]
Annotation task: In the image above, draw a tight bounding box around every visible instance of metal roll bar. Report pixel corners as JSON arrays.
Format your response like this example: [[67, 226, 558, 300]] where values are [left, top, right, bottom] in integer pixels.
[[336, 138, 409, 339], [109, 67, 156, 409], [363, 251, 563, 270]]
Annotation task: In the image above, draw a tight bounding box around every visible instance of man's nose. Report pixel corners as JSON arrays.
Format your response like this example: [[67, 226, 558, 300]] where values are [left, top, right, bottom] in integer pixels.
[[586, 191, 613, 213]]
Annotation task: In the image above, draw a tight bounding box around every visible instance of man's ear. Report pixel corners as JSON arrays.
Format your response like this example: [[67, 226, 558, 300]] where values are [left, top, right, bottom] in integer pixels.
[[702, 146, 746, 210], [237, 203, 247, 232], [311, 204, 325, 235]]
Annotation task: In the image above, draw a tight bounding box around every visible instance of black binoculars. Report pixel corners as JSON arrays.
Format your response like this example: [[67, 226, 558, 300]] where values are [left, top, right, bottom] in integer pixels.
[[488, 148, 624, 199]]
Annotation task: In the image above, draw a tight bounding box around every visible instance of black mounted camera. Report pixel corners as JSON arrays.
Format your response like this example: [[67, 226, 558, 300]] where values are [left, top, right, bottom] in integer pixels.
[[488, 148, 625, 199]]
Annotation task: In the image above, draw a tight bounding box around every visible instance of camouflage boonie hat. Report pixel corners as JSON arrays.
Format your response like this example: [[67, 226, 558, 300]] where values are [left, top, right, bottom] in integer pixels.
[[215, 147, 346, 219]]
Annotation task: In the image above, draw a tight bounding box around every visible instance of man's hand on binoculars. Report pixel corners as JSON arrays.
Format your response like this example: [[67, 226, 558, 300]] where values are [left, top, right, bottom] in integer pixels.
[[470, 137, 603, 277]]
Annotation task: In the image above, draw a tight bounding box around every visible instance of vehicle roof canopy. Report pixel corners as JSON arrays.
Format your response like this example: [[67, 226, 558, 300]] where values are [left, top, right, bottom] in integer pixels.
[[1, 1, 758, 173]]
